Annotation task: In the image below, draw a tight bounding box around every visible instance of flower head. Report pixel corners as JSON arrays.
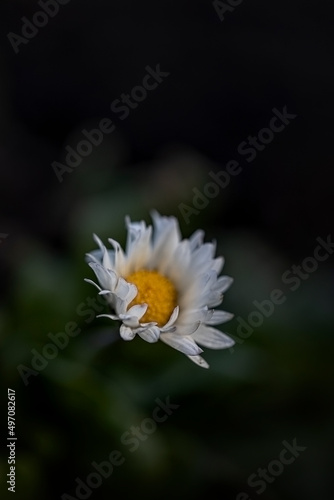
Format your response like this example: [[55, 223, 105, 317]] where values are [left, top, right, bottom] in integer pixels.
[[85, 211, 234, 368]]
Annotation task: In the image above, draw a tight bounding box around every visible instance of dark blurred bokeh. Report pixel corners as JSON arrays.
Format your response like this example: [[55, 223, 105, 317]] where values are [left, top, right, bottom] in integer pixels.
[[1, 1, 333, 499]]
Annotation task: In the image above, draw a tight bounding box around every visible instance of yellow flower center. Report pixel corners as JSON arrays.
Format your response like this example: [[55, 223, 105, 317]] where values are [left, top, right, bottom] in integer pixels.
[[126, 269, 177, 326]]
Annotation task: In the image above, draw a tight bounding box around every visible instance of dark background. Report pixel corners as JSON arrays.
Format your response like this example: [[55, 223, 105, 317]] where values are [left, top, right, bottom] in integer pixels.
[[0, 1, 333, 499]]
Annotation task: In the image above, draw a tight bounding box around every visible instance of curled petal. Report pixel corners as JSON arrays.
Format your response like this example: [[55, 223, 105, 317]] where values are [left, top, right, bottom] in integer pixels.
[[93, 233, 105, 253], [126, 303, 148, 320], [102, 246, 114, 269], [160, 306, 179, 331], [89, 262, 117, 291], [119, 304, 148, 328], [120, 324, 136, 341], [85, 251, 102, 264], [84, 278, 102, 291], [108, 238, 127, 275], [98, 290, 112, 296], [114, 277, 129, 297], [125, 283, 138, 305], [97, 313, 120, 321], [119, 315, 140, 328]]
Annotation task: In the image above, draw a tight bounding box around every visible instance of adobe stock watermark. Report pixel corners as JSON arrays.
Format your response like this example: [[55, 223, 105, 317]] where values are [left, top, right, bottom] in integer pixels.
[[17, 292, 111, 386], [236, 438, 307, 499], [61, 397, 180, 500], [213, 0, 245, 22], [52, 64, 170, 182], [178, 106, 297, 224], [229, 234, 334, 352], [7, 0, 71, 54]]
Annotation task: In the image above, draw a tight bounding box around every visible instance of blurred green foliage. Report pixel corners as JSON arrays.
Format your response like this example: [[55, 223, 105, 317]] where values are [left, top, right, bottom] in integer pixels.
[[1, 154, 333, 500]]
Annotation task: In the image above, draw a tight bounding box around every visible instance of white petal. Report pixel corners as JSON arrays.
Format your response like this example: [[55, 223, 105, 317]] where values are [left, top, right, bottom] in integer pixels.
[[98, 290, 112, 296], [212, 256, 224, 274], [93, 233, 105, 253], [206, 310, 234, 325], [138, 326, 160, 343], [181, 272, 213, 308], [137, 322, 158, 329], [102, 246, 114, 269], [189, 229, 204, 251], [97, 313, 119, 321], [171, 240, 191, 268], [175, 321, 201, 336], [160, 334, 203, 356], [126, 303, 148, 320], [85, 250, 102, 264], [212, 276, 234, 293], [119, 311, 143, 327], [192, 325, 235, 349], [150, 212, 181, 271], [205, 291, 223, 308], [192, 242, 216, 266], [108, 238, 127, 275], [151, 211, 179, 243], [124, 283, 138, 305], [120, 324, 136, 341], [203, 270, 219, 292], [88, 262, 117, 291], [112, 295, 128, 315], [178, 307, 213, 325], [84, 278, 102, 291], [125, 217, 152, 271], [187, 355, 209, 369], [160, 306, 179, 330], [115, 277, 131, 300], [125, 217, 146, 253]]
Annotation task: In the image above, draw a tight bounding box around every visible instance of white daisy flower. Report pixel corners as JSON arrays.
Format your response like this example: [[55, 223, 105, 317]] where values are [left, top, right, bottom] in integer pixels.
[[85, 211, 234, 368]]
